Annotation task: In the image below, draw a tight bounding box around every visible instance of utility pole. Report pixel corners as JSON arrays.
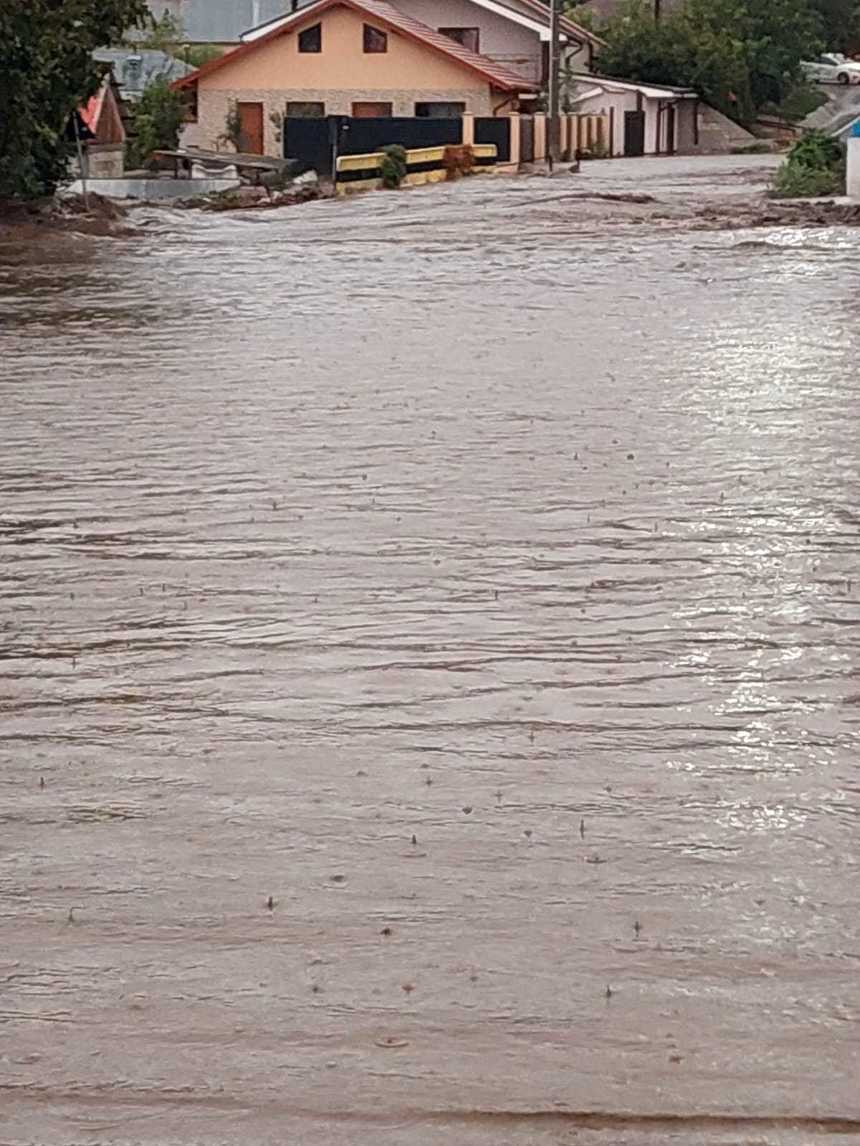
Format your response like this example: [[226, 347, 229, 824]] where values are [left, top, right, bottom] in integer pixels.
[[548, 0, 561, 166]]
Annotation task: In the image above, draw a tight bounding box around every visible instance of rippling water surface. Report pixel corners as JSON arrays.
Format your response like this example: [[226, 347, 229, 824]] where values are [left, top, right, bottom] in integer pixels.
[[1, 162, 860, 1145]]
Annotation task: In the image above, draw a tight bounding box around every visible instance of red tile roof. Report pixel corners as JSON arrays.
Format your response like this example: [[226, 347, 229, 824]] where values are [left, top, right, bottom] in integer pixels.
[[513, 0, 603, 47], [172, 0, 538, 93]]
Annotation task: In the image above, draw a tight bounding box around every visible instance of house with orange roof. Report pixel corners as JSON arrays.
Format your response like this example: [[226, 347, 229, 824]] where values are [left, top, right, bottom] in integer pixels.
[[72, 74, 127, 178], [173, 0, 538, 156], [243, 0, 602, 94]]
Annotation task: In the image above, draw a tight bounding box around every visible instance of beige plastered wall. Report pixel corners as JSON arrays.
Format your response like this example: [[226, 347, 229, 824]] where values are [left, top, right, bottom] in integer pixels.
[[196, 4, 497, 152]]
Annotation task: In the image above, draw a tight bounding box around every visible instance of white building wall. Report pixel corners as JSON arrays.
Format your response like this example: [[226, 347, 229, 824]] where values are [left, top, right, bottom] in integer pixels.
[[393, 0, 543, 83], [848, 136, 860, 201], [573, 87, 685, 155]]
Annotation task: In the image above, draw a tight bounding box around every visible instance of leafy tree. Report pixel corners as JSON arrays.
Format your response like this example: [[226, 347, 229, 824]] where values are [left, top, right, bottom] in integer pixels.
[[562, 3, 601, 31], [809, 0, 860, 53], [126, 76, 184, 168], [0, 0, 147, 199], [134, 9, 184, 54], [134, 10, 224, 72], [181, 44, 224, 69], [744, 0, 821, 109], [596, 0, 822, 123]]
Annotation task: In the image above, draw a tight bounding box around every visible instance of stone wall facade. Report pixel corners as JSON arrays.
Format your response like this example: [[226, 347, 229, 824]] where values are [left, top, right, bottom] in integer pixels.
[[83, 143, 125, 178], [197, 87, 494, 154]]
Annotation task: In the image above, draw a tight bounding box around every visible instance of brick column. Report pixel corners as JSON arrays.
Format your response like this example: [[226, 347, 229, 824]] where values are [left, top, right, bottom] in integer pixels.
[[534, 113, 547, 162], [508, 112, 521, 168], [461, 113, 475, 146]]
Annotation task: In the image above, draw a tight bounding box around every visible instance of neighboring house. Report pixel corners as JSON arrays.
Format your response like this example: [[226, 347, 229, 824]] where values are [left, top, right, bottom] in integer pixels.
[[368, 0, 600, 86], [570, 74, 697, 155], [173, 0, 538, 155], [73, 75, 127, 177], [147, 0, 296, 44], [93, 48, 193, 101], [245, 0, 601, 86]]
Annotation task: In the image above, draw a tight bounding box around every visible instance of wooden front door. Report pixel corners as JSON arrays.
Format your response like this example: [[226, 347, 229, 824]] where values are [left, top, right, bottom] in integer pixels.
[[237, 101, 264, 154], [351, 101, 392, 118]]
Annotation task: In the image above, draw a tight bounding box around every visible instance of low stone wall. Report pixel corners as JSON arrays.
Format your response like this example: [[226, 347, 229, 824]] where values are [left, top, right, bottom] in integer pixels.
[[690, 105, 758, 154], [64, 177, 240, 201]]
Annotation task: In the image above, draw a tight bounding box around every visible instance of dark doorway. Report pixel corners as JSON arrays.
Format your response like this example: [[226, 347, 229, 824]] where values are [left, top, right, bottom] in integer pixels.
[[623, 109, 646, 157], [237, 101, 264, 154], [665, 104, 676, 155]]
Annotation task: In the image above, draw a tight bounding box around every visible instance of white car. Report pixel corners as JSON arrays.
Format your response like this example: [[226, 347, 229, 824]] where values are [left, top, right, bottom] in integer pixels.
[[802, 53, 860, 85]]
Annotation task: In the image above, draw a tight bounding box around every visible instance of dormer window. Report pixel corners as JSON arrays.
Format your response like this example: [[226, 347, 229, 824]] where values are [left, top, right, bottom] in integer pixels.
[[363, 24, 388, 53], [439, 27, 480, 52], [298, 23, 321, 52]]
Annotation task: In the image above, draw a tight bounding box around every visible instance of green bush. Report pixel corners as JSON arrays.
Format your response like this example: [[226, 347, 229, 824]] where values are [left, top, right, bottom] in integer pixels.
[[379, 144, 407, 189], [770, 83, 828, 123], [771, 129, 845, 198], [126, 77, 184, 168]]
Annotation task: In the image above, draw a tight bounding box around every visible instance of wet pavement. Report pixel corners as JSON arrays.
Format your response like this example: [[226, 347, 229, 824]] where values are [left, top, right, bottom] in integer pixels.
[[1, 155, 859, 1145]]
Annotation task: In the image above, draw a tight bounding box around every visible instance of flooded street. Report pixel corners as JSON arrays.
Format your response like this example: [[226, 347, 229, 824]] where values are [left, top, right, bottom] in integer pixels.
[[2, 155, 860, 1144]]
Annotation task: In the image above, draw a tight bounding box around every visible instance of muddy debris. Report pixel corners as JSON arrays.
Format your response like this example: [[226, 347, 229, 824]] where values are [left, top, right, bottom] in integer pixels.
[[0, 193, 134, 242]]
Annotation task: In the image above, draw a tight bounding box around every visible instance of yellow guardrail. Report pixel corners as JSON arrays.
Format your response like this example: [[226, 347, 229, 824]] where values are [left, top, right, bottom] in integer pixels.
[[336, 143, 498, 195]]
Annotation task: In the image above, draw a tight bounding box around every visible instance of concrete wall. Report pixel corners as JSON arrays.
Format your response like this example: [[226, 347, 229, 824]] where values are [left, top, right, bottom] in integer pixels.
[[848, 136, 860, 200], [575, 87, 637, 155], [84, 143, 125, 178], [66, 176, 240, 200], [688, 104, 757, 154], [197, 87, 492, 153], [574, 87, 694, 155]]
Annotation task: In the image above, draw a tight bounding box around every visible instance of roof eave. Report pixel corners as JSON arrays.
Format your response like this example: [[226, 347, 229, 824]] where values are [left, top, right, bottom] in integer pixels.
[[171, 0, 538, 94]]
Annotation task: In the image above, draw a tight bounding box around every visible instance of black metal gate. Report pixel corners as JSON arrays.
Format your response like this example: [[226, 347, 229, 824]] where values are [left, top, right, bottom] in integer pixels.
[[474, 117, 510, 163], [284, 117, 332, 174], [519, 115, 535, 163], [284, 115, 462, 175], [623, 110, 646, 157]]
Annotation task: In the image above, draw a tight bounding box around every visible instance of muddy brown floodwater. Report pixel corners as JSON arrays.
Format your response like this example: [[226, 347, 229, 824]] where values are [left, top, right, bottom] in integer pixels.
[[1, 156, 860, 1146]]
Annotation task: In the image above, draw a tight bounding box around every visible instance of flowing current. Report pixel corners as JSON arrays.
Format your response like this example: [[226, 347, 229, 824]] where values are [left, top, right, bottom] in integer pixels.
[[1, 158, 860, 1145]]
